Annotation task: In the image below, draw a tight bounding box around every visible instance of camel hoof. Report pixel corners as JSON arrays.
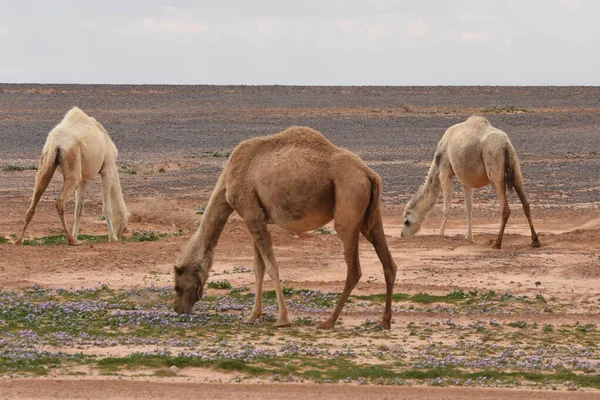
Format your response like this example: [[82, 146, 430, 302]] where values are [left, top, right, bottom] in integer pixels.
[[14, 239, 22, 245], [380, 321, 391, 330], [272, 320, 291, 328], [243, 316, 261, 325], [531, 240, 541, 248], [68, 240, 81, 246], [317, 321, 335, 330]]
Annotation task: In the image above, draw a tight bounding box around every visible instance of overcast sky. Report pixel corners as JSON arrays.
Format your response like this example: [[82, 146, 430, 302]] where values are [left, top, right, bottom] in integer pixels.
[[0, 0, 598, 85]]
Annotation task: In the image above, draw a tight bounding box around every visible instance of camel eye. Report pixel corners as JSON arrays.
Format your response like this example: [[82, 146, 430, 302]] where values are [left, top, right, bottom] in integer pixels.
[[404, 220, 411, 227], [175, 286, 182, 294]]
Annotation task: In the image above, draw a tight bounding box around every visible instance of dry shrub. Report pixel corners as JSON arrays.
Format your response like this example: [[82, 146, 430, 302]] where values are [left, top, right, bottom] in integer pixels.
[[398, 103, 413, 113], [128, 195, 197, 230]]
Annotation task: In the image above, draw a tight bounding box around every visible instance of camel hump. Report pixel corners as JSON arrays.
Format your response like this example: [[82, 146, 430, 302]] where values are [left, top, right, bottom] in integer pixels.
[[61, 107, 91, 125], [465, 115, 490, 128], [278, 126, 335, 146]]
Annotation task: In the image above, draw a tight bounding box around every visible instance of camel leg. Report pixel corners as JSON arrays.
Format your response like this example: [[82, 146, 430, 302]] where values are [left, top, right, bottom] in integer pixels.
[[439, 173, 453, 236], [513, 182, 541, 248], [245, 220, 290, 327], [100, 173, 119, 242], [72, 182, 87, 239], [362, 213, 397, 329], [492, 182, 510, 249], [15, 159, 56, 245], [319, 213, 362, 329], [243, 244, 266, 324], [56, 177, 81, 246], [463, 186, 473, 241], [55, 151, 82, 246]]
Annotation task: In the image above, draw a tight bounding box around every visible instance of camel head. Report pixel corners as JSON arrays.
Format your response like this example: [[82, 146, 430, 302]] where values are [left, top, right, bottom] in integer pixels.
[[113, 209, 130, 239], [400, 199, 423, 237], [173, 264, 208, 314]]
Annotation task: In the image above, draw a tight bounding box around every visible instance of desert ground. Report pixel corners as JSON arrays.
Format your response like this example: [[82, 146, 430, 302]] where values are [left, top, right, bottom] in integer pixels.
[[0, 85, 599, 399]]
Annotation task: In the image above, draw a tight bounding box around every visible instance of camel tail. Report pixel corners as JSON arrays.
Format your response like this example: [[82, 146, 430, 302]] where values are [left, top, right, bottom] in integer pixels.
[[364, 172, 382, 233], [504, 144, 522, 194]]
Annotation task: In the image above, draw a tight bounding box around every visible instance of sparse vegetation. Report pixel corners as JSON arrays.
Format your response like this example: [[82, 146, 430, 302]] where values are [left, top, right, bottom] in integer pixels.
[[128, 195, 196, 230], [0, 283, 598, 389], [19, 231, 170, 246], [313, 227, 334, 235], [119, 164, 137, 175], [207, 279, 232, 289], [2, 165, 37, 172], [187, 150, 231, 159], [0, 236, 10, 244], [481, 105, 531, 114]]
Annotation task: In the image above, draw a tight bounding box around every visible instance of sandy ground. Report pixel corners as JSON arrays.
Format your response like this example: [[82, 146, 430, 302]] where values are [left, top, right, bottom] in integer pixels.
[[0, 85, 599, 398], [2, 379, 600, 400]]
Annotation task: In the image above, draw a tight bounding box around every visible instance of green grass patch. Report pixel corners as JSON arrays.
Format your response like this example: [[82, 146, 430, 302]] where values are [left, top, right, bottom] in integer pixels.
[[21, 231, 169, 245], [0, 236, 10, 244], [2, 165, 37, 172], [354, 289, 468, 304], [119, 164, 137, 175], [207, 279, 232, 290]]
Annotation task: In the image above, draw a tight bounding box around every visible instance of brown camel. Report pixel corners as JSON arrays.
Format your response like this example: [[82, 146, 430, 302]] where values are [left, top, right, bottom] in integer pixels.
[[174, 126, 397, 329], [401, 116, 540, 249], [15, 107, 128, 246]]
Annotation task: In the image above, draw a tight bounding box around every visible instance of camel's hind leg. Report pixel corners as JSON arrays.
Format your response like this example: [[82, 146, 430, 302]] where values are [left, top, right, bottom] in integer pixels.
[[361, 213, 397, 329], [244, 218, 290, 327], [243, 244, 267, 324], [463, 186, 473, 241], [15, 154, 57, 245], [491, 181, 510, 249], [439, 173, 453, 236], [319, 202, 366, 329], [56, 152, 82, 246], [513, 182, 541, 247], [72, 182, 87, 238]]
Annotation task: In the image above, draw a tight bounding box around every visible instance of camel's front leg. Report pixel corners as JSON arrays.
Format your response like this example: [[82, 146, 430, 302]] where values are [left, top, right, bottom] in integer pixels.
[[243, 244, 266, 324], [439, 173, 453, 236], [100, 174, 119, 242], [72, 182, 87, 239], [246, 221, 290, 327], [463, 186, 473, 241]]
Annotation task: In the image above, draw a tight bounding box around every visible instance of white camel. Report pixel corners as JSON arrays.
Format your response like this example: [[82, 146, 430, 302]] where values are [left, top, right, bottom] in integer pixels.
[[15, 107, 128, 246], [401, 116, 540, 249]]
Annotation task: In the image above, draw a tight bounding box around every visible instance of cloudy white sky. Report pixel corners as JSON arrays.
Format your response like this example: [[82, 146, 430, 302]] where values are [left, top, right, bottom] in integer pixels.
[[0, 0, 598, 85]]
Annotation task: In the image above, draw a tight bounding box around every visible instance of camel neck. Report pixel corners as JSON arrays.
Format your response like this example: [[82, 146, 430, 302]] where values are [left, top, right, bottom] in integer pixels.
[[181, 178, 233, 272], [413, 158, 443, 215]]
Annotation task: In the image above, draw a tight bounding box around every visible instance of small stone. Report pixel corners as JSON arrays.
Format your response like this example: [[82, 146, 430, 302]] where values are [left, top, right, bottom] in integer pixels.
[[169, 365, 179, 373]]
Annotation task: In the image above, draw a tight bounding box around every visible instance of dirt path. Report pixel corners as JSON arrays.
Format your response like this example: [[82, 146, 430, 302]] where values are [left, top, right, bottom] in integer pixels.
[[1, 379, 600, 400]]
